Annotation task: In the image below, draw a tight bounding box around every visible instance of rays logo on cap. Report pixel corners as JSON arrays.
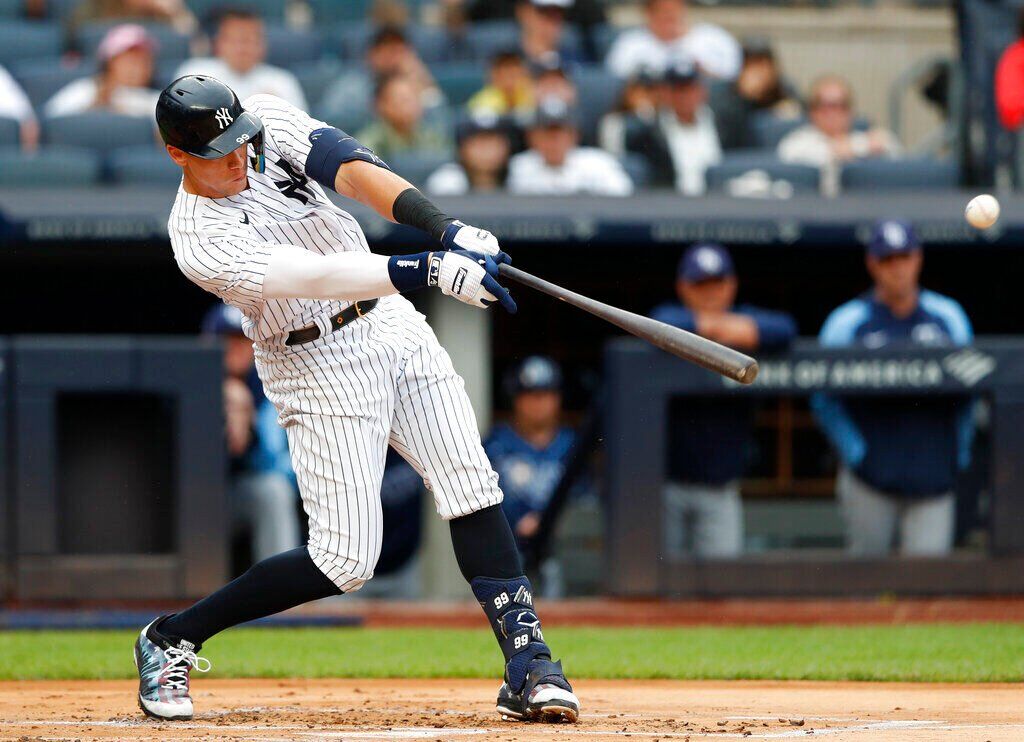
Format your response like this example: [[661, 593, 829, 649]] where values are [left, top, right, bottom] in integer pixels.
[[696, 247, 724, 273], [882, 221, 908, 250], [215, 107, 234, 130]]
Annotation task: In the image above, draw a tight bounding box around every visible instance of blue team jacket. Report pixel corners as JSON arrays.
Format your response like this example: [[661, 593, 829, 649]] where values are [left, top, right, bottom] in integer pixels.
[[811, 290, 975, 497], [650, 302, 798, 484]]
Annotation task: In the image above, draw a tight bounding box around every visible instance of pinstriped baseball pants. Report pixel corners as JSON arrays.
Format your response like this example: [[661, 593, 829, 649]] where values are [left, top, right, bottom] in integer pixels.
[[259, 296, 502, 592]]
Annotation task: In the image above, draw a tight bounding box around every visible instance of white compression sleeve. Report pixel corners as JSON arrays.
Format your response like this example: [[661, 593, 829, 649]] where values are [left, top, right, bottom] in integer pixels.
[[262, 247, 399, 301]]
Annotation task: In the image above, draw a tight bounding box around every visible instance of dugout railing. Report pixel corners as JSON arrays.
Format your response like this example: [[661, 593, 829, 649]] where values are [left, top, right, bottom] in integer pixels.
[[604, 338, 1024, 597]]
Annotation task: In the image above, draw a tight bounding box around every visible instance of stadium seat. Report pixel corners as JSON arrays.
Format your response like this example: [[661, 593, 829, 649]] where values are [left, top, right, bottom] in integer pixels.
[[573, 65, 623, 144], [386, 151, 452, 189], [0, 116, 19, 146], [0, 21, 62, 67], [0, 0, 20, 18], [187, 0, 287, 24], [0, 145, 102, 186], [155, 59, 188, 88], [265, 25, 323, 69], [108, 146, 183, 186], [10, 59, 96, 110], [43, 113, 157, 156], [467, 21, 520, 61], [433, 64, 487, 106], [705, 151, 820, 196], [44, 0, 81, 19], [750, 112, 805, 149], [620, 152, 651, 189], [840, 158, 960, 192], [292, 60, 344, 112], [76, 21, 191, 61], [307, 0, 373, 25]]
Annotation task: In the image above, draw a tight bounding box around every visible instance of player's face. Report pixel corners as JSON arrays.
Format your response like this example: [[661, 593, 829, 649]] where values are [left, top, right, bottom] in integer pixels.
[[678, 276, 737, 313], [867, 251, 922, 300], [514, 390, 562, 430], [216, 17, 266, 73], [167, 145, 249, 198], [647, 0, 685, 41], [528, 124, 576, 167]]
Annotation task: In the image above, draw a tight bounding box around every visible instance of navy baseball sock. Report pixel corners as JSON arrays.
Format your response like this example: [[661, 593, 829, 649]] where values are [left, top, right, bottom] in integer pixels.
[[450, 505, 553, 691], [159, 547, 341, 646]]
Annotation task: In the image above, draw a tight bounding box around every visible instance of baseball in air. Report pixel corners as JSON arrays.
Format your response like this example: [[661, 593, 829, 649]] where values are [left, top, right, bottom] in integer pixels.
[[965, 194, 1000, 229]]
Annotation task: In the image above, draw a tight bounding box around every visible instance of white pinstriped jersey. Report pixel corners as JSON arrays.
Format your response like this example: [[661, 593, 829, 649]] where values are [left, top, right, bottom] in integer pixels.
[[165, 92, 502, 591], [168, 94, 371, 347]]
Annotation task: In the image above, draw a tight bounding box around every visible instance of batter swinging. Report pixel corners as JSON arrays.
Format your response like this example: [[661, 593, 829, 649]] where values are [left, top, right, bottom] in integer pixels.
[[133, 75, 578, 724]]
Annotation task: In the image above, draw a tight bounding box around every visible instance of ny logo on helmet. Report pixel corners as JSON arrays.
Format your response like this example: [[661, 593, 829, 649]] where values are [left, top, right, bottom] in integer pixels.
[[215, 107, 234, 130]]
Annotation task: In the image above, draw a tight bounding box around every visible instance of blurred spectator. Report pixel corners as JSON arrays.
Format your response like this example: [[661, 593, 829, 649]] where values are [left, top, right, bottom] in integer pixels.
[[175, 7, 307, 109], [515, 0, 582, 67], [320, 25, 442, 129], [626, 56, 721, 195], [202, 304, 301, 567], [435, 0, 476, 62], [356, 73, 451, 160], [426, 112, 512, 195], [777, 75, 900, 196], [812, 221, 974, 557], [598, 67, 659, 157], [651, 244, 796, 558], [467, 0, 606, 61], [532, 53, 578, 106], [606, 0, 741, 82], [995, 9, 1024, 130], [485, 356, 577, 596], [507, 97, 633, 195], [468, 49, 535, 119], [712, 37, 801, 150], [71, 0, 197, 36], [0, 64, 39, 150], [45, 24, 160, 118]]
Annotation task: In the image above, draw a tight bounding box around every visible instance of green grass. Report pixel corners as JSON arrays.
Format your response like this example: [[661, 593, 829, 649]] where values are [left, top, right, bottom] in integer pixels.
[[2, 625, 1022, 683]]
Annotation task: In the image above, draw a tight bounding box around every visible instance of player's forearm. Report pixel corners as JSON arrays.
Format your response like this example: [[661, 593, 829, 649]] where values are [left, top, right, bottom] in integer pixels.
[[263, 248, 399, 301], [334, 160, 419, 221]]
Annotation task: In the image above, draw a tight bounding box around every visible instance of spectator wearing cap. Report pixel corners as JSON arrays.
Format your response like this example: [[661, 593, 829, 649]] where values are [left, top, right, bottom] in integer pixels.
[[710, 37, 801, 150], [627, 56, 721, 195], [507, 96, 633, 195], [777, 75, 900, 197], [812, 221, 974, 557], [355, 73, 451, 161], [0, 64, 39, 150], [426, 112, 513, 195], [651, 243, 796, 558], [532, 53, 578, 107], [175, 7, 307, 110], [598, 66, 659, 157], [45, 23, 160, 118], [468, 49, 536, 119], [484, 356, 579, 596], [606, 0, 741, 82], [201, 304, 301, 570], [515, 0, 583, 67]]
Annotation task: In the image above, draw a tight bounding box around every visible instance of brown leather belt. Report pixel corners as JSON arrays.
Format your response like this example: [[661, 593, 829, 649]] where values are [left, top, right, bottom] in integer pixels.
[[285, 299, 378, 346]]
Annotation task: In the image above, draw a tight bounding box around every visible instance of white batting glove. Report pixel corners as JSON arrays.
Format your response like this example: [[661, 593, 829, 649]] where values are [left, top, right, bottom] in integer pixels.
[[428, 251, 516, 312], [440, 221, 511, 264]]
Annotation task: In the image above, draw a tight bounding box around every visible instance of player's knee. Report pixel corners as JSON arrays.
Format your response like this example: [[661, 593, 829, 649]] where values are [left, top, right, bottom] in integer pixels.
[[433, 468, 504, 520], [307, 542, 378, 592]]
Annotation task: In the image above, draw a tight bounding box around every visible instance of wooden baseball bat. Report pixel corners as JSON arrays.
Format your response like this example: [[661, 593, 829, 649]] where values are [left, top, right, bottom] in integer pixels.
[[497, 264, 759, 385]]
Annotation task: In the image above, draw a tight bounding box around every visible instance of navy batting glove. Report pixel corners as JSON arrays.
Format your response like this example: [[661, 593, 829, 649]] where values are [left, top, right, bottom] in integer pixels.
[[441, 220, 512, 265]]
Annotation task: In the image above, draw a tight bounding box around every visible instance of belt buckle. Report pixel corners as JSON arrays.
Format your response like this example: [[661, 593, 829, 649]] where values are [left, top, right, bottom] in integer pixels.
[[354, 301, 365, 318]]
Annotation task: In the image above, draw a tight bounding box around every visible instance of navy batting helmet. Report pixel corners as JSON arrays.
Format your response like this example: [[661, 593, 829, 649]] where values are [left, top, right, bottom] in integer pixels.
[[156, 75, 265, 173]]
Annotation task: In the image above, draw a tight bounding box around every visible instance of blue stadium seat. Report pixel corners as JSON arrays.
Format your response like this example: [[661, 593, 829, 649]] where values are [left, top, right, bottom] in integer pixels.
[[573, 65, 623, 144], [0, 21, 62, 67], [705, 151, 820, 195], [44, 0, 81, 19], [76, 22, 191, 61], [155, 59, 188, 88], [43, 112, 157, 156], [10, 59, 96, 110], [0, 145, 102, 186], [307, 0, 373, 25], [467, 21, 519, 61], [620, 152, 650, 189], [292, 60, 344, 112], [750, 112, 806, 149], [108, 146, 182, 185], [387, 151, 452, 189], [265, 25, 323, 68], [0, 0, 21, 18], [433, 64, 487, 106], [840, 158, 960, 192], [187, 0, 287, 24], [329, 20, 372, 61], [0, 116, 19, 146]]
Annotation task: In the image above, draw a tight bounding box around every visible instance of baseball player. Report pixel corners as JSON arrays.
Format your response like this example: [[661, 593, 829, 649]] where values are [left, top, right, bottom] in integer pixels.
[[133, 75, 579, 724]]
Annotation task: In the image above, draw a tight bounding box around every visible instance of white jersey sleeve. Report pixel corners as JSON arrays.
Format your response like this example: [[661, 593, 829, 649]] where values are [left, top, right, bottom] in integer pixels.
[[243, 93, 333, 177], [174, 229, 273, 310]]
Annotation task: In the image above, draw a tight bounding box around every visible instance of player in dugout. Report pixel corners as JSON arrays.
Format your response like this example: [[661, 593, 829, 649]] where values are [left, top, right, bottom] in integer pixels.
[[650, 243, 796, 558], [812, 220, 975, 557]]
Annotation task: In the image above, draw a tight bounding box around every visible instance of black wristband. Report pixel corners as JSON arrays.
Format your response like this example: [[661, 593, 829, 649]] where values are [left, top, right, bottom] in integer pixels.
[[392, 187, 454, 242]]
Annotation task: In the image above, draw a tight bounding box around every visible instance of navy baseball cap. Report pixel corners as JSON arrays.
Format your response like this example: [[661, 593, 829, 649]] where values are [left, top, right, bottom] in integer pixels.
[[455, 110, 508, 144], [529, 96, 576, 128], [510, 356, 563, 394], [868, 220, 920, 258], [663, 55, 700, 86], [201, 304, 246, 336], [678, 243, 735, 282]]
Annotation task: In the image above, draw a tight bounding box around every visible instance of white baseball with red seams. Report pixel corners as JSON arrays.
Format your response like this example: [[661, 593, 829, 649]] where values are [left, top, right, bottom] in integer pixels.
[[965, 194, 1000, 229]]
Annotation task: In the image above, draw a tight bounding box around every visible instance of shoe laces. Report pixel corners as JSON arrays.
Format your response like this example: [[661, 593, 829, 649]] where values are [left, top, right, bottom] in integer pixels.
[[160, 646, 211, 691]]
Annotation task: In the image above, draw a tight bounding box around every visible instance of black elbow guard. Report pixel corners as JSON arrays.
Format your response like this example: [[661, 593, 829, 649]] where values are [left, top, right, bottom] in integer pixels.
[[304, 127, 390, 191]]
